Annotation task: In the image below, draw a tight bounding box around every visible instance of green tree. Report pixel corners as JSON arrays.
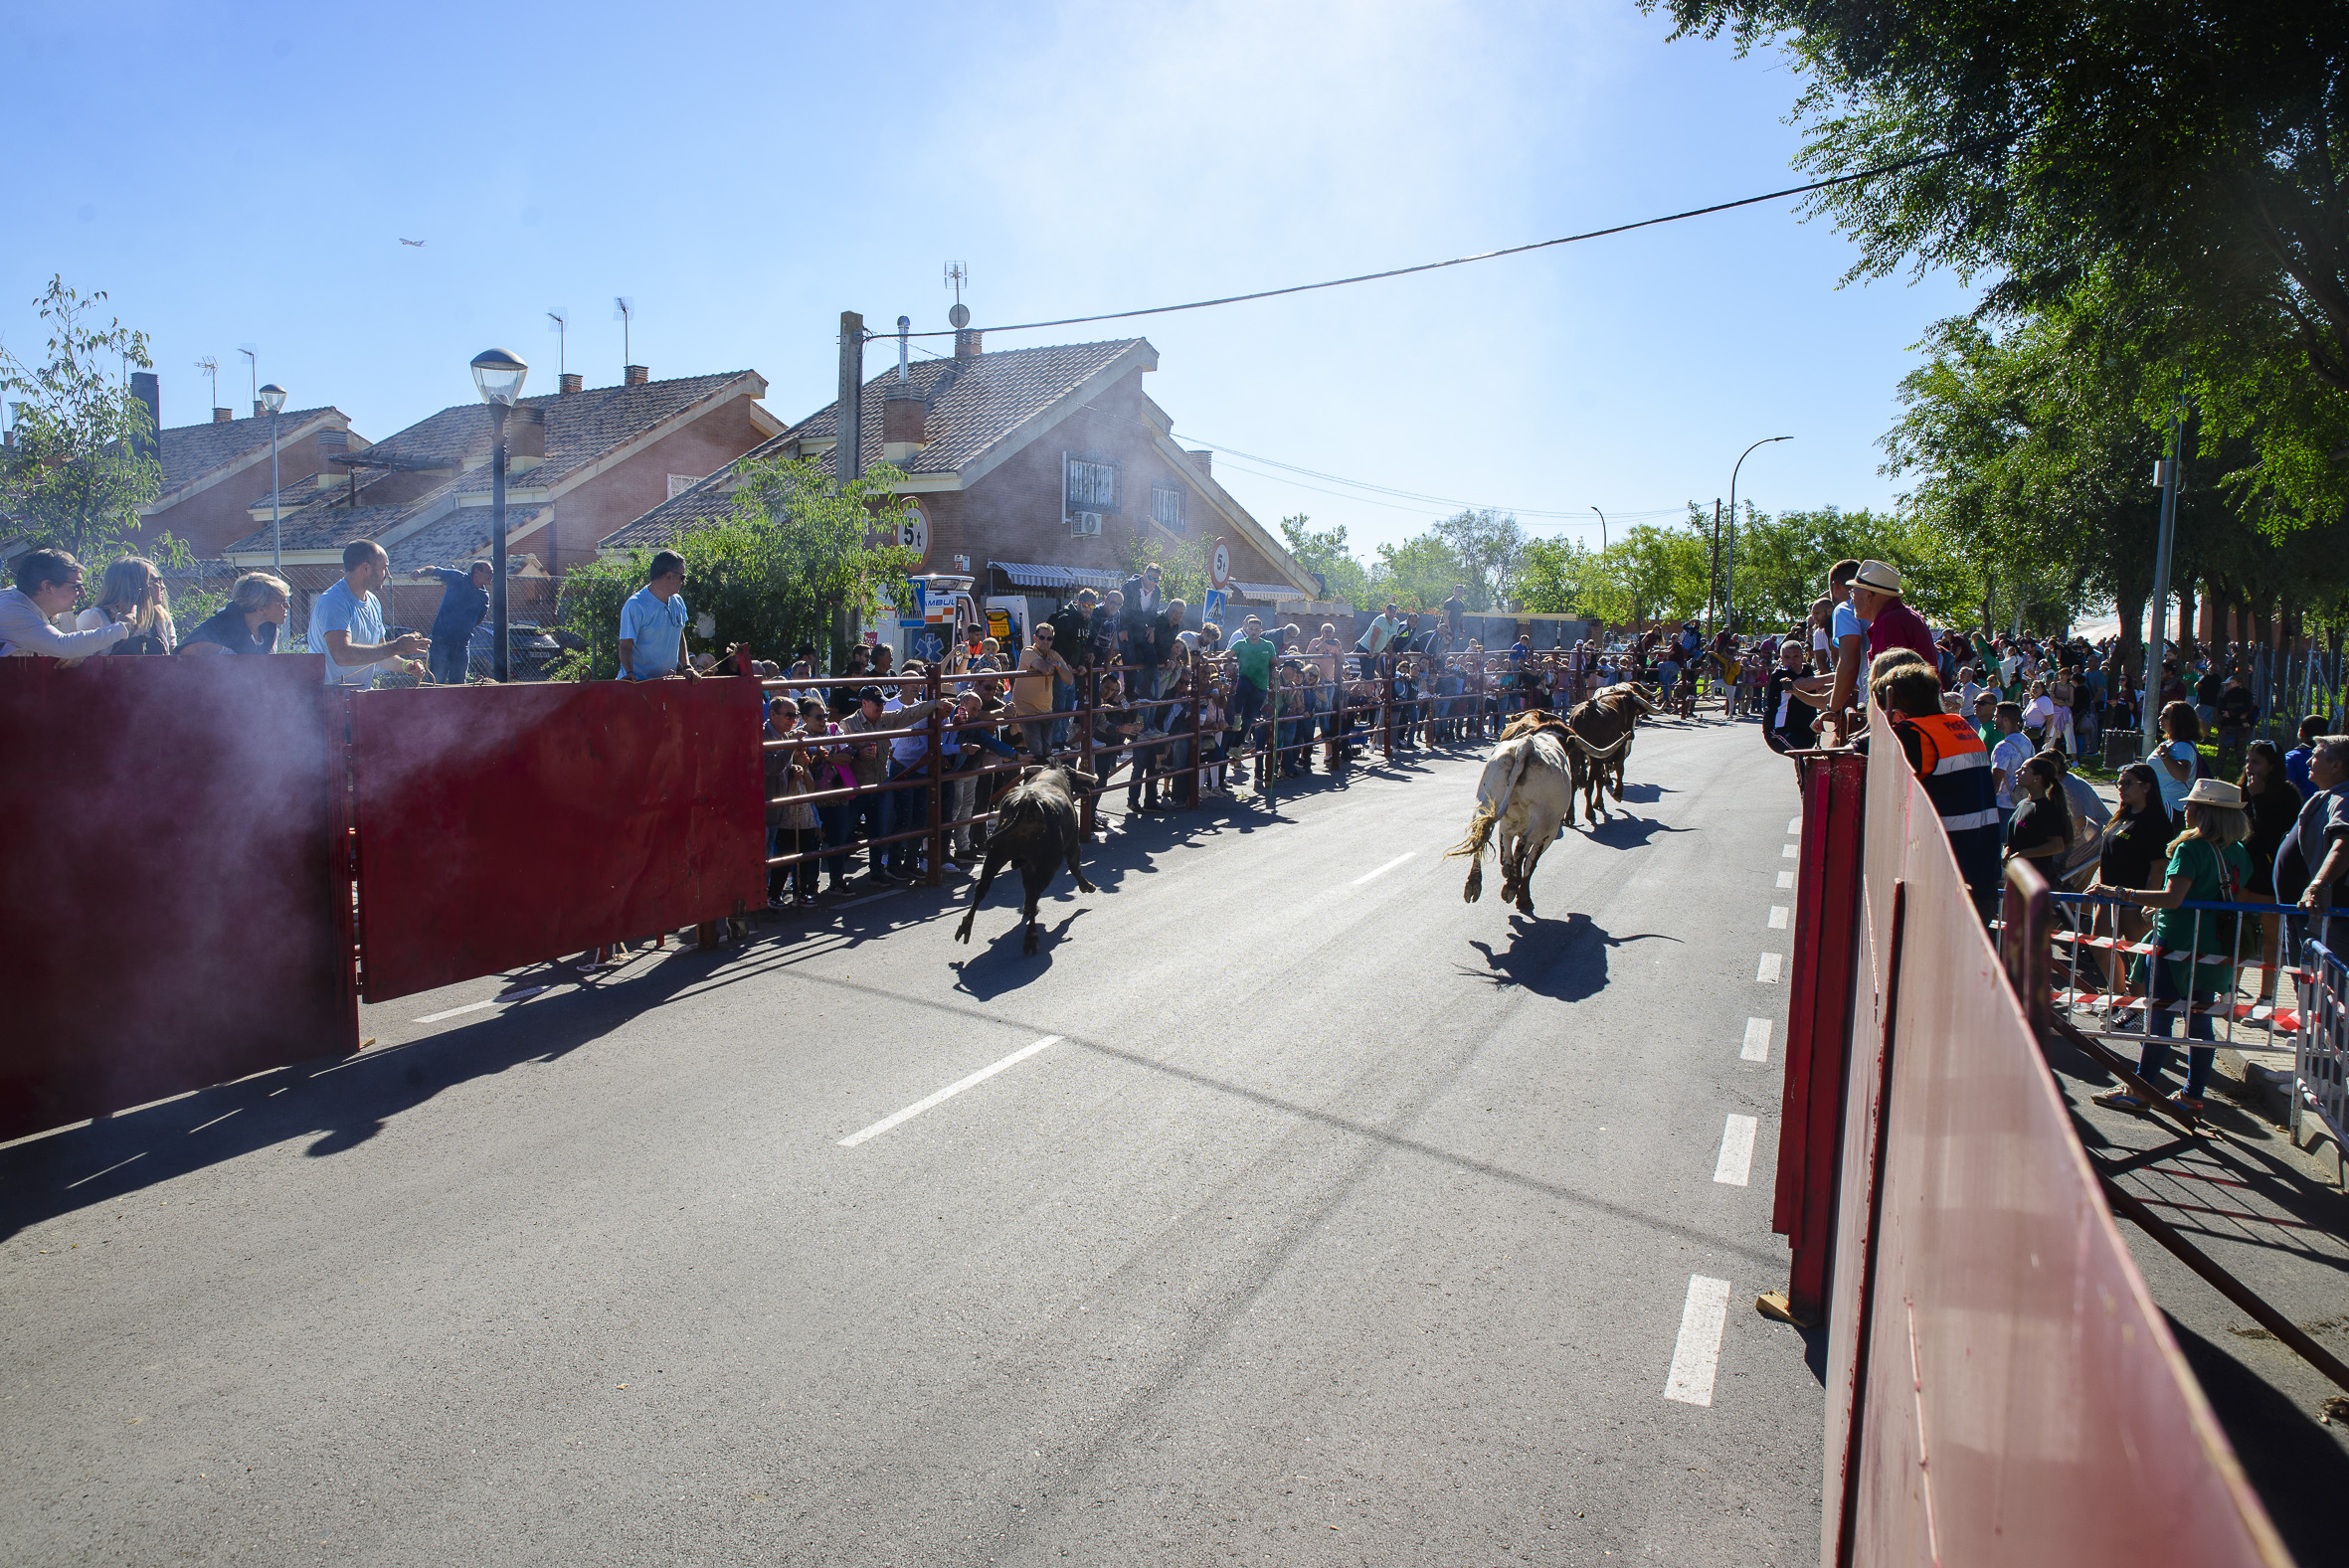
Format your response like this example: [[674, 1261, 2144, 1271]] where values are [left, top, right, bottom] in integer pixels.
[[1517, 536, 1594, 614], [1275, 513, 1372, 607], [1429, 508, 1528, 610], [1648, 0, 2349, 534], [1117, 522, 1210, 610], [554, 456, 920, 679], [0, 275, 163, 560], [1367, 532, 1468, 611]]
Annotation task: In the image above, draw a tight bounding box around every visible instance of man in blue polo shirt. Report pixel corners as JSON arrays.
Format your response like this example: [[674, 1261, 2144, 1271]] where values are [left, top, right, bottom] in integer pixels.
[[413, 558, 490, 685], [618, 550, 691, 680]]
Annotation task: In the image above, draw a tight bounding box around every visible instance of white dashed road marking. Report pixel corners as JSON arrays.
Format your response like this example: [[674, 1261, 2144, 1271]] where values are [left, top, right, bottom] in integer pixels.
[[1665, 1276, 1732, 1406], [414, 986, 547, 1025], [1352, 852, 1415, 886], [838, 1037, 1061, 1147], [1787, 816, 1803, 835], [1714, 1115, 1758, 1185], [1741, 1017, 1772, 1063], [1755, 953, 1783, 983], [1779, 842, 1799, 859], [1766, 906, 1789, 930], [1776, 870, 1795, 889]]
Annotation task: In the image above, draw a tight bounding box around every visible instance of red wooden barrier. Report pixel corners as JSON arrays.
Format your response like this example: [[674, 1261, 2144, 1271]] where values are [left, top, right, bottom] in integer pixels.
[[347, 677, 766, 1002], [1771, 750, 1867, 1322], [0, 657, 356, 1140], [1823, 708, 2288, 1568]]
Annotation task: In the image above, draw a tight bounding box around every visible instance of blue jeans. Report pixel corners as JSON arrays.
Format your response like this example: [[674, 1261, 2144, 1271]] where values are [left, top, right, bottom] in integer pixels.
[[816, 799, 848, 882], [885, 761, 931, 872], [1231, 678, 1267, 752], [1051, 680, 1073, 749], [2139, 957, 2217, 1098], [846, 789, 887, 878], [429, 637, 468, 686]]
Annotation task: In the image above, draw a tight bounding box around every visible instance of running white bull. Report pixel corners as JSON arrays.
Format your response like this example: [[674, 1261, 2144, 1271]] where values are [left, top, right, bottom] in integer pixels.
[[1447, 729, 1574, 915]]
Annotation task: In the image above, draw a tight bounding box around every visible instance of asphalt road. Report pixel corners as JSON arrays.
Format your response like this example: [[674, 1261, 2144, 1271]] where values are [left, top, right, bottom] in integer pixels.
[[1, 712, 1824, 1567]]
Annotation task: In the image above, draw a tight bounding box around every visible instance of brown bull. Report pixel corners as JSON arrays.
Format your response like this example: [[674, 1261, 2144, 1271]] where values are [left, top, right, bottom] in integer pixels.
[[1561, 684, 1657, 823]]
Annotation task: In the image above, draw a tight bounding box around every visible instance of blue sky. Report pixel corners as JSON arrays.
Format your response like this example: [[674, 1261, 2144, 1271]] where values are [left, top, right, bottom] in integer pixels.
[[5, 0, 1975, 562]]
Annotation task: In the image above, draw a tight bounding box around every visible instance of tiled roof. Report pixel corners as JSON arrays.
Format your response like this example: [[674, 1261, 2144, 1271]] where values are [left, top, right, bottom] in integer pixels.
[[223, 371, 761, 555], [153, 408, 345, 502], [386, 505, 551, 573], [794, 340, 1148, 476]]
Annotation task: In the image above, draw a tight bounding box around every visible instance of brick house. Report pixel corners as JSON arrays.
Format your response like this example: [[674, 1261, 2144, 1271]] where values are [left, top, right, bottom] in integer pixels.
[[221, 367, 783, 630], [603, 334, 1343, 647], [121, 372, 366, 560]]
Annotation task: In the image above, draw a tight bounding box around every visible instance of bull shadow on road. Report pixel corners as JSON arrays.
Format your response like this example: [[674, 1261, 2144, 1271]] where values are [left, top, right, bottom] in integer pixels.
[[1463, 912, 1679, 1002], [1577, 812, 1694, 852], [948, 908, 1090, 998]]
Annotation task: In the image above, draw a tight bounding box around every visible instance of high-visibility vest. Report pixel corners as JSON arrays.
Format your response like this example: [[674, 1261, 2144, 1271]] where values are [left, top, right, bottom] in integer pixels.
[[1891, 712, 2001, 835]]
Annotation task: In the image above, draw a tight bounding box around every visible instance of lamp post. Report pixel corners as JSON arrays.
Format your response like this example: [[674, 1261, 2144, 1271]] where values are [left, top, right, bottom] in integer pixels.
[[1588, 506, 1607, 553], [258, 383, 287, 572], [1724, 436, 1791, 631], [469, 349, 529, 681]]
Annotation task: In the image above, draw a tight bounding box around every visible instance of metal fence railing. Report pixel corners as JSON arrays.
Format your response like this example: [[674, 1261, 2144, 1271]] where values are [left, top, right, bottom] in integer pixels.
[[2294, 937, 2347, 1167], [2037, 891, 2306, 1049]]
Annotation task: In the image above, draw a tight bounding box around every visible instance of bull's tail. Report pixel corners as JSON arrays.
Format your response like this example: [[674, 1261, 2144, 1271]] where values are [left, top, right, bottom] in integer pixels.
[[1447, 745, 1531, 865]]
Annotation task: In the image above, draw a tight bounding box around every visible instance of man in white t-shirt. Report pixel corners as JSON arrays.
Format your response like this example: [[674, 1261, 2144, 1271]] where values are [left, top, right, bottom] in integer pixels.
[[1988, 701, 2035, 829]]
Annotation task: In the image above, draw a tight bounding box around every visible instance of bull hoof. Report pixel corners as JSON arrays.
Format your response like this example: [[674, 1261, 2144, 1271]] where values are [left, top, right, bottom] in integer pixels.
[[954, 917, 975, 945], [1075, 878, 1097, 895], [1464, 870, 1483, 903], [1516, 895, 1535, 916]]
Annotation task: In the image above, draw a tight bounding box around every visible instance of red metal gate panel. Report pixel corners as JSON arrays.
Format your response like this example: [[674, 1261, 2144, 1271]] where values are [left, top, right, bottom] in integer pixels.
[[1828, 710, 2287, 1568], [0, 657, 355, 1141], [348, 677, 767, 1002]]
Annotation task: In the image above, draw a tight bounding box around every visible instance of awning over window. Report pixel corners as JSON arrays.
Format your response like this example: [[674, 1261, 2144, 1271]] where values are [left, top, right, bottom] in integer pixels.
[[990, 561, 1124, 592], [1229, 581, 1308, 602]]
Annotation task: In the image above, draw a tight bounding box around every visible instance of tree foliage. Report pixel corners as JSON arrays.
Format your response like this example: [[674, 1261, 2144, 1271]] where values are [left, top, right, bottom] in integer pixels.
[[1275, 513, 1372, 608], [1646, 0, 2349, 535], [0, 275, 164, 560], [554, 457, 920, 678]]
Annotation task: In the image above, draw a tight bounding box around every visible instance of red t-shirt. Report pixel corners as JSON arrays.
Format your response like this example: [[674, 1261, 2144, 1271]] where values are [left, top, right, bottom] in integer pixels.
[[1867, 599, 1939, 675]]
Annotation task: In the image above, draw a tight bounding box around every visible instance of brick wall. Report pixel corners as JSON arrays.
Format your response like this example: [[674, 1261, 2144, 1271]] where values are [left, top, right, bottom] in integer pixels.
[[543, 393, 772, 582]]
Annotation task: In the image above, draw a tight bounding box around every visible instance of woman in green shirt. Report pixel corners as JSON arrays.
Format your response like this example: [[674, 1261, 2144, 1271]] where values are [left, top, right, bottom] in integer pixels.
[[2089, 778, 2252, 1114]]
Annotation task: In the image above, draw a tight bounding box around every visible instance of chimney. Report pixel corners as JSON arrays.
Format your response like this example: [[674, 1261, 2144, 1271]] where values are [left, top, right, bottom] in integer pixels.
[[558, 372, 583, 395], [954, 328, 983, 360], [882, 394, 928, 463], [313, 427, 348, 487], [509, 403, 547, 465], [624, 364, 649, 387], [213, 408, 235, 424], [129, 372, 161, 460], [254, 400, 267, 418], [1186, 448, 1212, 479]]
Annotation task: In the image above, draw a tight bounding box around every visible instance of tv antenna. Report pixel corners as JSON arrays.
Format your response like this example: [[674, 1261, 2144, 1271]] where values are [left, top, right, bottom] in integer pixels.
[[944, 261, 970, 329], [238, 345, 258, 411], [614, 296, 634, 366], [195, 355, 219, 410], [547, 308, 569, 377]]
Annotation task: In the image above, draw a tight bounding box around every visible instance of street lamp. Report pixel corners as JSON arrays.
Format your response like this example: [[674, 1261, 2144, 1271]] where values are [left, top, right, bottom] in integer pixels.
[[468, 348, 529, 681], [1589, 506, 1607, 554], [1724, 436, 1791, 631], [258, 383, 287, 572]]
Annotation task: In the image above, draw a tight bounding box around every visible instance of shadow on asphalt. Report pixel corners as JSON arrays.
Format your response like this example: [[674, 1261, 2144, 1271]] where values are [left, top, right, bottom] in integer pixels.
[[1462, 912, 1680, 1001], [1580, 813, 1696, 852], [0, 953, 720, 1241], [2164, 1314, 2349, 1567]]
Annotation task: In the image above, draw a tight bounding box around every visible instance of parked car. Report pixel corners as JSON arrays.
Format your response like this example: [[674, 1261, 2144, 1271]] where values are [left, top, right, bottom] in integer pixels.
[[467, 620, 563, 679]]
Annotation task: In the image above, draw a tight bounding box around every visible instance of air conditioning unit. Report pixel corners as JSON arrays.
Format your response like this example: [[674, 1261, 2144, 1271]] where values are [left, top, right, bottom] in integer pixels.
[[1072, 511, 1103, 537]]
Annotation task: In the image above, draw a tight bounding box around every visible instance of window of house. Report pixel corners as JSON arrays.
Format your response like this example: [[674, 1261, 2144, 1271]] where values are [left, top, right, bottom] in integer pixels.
[[1150, 483, 1184, 533], [667, 473, 697, 499], [1064, 454, 1117, 513]]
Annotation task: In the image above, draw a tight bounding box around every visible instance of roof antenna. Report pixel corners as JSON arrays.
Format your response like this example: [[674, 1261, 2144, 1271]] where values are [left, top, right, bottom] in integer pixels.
[[547, 308, 569, 377], [897, 315, 910, 381], [196, 355, 219, 412], [614, 296, 634, 368], [944, 261, 968, 309]]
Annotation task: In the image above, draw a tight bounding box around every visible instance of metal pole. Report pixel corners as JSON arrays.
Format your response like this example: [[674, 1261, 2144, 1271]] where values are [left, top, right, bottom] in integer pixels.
[[836, 311, 864, 488], [1589, 506, 1606, 554], [1726, 436, 1789, 634], [2141, 398, 2183, 757], [1706, 499, 1721, 639], [269, 408, 281, 573], [491, 403, 510, 682]]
